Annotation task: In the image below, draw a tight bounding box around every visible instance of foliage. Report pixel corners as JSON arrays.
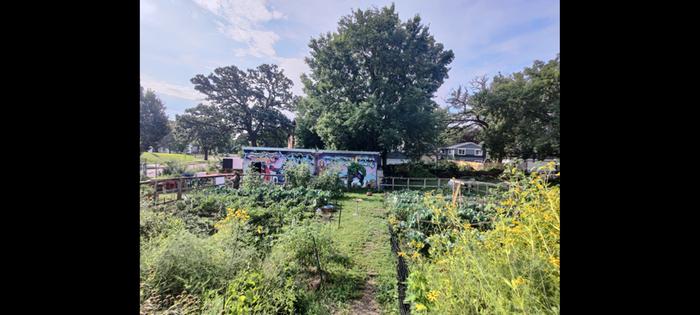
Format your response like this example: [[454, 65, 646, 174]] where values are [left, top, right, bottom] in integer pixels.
[[284, 163, 313, 188], [310, 170, 344, 201], [140, 213, 258, 308], [140, 86, 171, 152], [396, 165, 560, 314], [384, 161, 504, 181], [446, 56, 560, 161], [191, 64, 295, 147], [162, 160, 187, 176], [217, 271, 298, 315], [140, 209, 184, 242], [296, 4, 454, 159], [175, 103, 231, 160]]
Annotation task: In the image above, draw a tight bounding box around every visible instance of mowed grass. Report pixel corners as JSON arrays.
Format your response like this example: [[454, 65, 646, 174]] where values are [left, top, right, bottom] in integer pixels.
[[140, 152, 224, 164], [141, 152, 203, 164], [311, 192, 398, 314]]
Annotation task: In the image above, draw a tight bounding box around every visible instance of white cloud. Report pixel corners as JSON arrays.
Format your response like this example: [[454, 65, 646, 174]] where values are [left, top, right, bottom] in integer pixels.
[[275, 56, 309, 96], [141, 74, 206, 102], [193, 0, 285, 58]]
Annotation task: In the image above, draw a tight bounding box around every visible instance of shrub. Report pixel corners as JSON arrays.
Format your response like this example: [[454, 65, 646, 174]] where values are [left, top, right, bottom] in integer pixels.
[[141, 217, 258, 304], [311, 171, 344, 201], [285, 163, 313, 188], [141, 230, 220, 299], [241, 169, 265, 191], [140, 209, 184, 241], [163, 160, 187, 176]]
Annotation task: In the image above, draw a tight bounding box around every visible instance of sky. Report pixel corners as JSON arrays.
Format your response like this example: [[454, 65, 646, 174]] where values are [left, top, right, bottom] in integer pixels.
[[141, 0, 560, 119]]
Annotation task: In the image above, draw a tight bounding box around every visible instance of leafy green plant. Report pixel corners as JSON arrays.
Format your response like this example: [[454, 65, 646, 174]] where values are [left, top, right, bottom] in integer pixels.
[[284, 163, 313, 188], [163, 160, 187, 176]]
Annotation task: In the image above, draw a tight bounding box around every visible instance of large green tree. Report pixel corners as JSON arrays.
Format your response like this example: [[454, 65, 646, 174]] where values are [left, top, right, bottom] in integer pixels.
[[157, 120, 189, 153], [140, 86, 170, 152], [446, 55, 560, 161], [296, 4, 454, 164], [175, 104, 231, 160], [190, 64, 295, 147]]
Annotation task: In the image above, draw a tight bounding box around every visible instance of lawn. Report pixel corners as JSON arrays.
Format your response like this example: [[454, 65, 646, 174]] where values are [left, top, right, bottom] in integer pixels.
[[140, 152, 224, 164]]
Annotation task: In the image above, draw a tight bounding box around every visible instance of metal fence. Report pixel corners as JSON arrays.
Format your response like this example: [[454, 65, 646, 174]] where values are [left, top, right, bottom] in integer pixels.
[[379, 176, 506, 194]]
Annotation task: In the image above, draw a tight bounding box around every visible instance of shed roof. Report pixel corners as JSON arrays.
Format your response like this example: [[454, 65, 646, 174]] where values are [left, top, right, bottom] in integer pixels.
[[242, 146, 380, 156]]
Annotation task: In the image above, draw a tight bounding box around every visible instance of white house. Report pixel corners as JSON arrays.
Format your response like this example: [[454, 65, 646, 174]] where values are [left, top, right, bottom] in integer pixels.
[[438, 142, 486, 162]]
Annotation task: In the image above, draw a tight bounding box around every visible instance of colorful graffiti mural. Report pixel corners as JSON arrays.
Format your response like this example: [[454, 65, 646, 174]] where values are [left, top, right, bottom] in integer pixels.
[[243, 150, 315, 184], [316, 154, 378, 188], [243, 147, 380, 188]]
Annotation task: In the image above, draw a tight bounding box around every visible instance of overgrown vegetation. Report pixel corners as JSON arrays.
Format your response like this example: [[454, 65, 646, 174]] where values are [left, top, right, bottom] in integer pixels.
[[386, 164, 560, 313], [384, 160, 504, 181], [140, 168, 395, 314]]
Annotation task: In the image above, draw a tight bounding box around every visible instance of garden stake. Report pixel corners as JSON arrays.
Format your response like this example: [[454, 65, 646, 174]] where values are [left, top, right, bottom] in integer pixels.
[[312, 235, 324, 287], [337, 206, 342, 228]]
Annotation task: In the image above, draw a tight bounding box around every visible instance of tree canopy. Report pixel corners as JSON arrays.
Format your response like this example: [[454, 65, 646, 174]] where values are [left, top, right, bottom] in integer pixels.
[[175, 103, 231, 160], [444, 55, 560, 161], [295, 4, 454, 161], [191, 64, 295, 147], [140, 86, 170, 152]]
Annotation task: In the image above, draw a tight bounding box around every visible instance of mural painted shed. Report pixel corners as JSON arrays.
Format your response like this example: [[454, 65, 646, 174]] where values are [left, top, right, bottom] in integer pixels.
[[242, 147, 381, 188]]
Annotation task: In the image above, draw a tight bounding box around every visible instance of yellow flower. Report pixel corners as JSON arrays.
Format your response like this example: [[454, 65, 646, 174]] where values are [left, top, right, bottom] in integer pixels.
[[233, 209, 250, 222], [511, 277, 526, 287], [257, 225, 263, 234], [415, 241, 425, 249], [426, 290, 439, 302], [397, 251, 407, 257], [411, 252, 421, 259], [415, 303, 427, 311], [549, 256, 560, 267]]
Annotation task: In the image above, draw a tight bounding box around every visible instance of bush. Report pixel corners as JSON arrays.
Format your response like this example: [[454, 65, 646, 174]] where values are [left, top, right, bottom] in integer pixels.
[[140, 209, 184, 241], [141, 216, 258, 305], [163, 160, 187, 176], [285, 163, 313, 188], [241, 169, 265, 191], [311, 170, 344, 201], [141, 230, 220, 299]]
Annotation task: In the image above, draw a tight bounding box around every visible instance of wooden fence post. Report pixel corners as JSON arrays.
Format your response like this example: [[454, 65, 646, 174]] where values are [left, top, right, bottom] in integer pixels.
[[423, 178, 427, 189], [392, 177, 395, 190], [153, 179, 158, 206], [177, 178, 183, 200], [407, 178, 410, 190]]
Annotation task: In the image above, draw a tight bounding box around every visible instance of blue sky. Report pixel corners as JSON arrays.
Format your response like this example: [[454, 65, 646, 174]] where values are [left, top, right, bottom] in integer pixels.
[[141, 0, 560, 119]]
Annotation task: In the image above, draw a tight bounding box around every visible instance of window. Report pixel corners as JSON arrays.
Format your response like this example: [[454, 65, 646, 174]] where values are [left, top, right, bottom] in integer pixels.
[[457, 148, 466, 155], [448, 149, 454, 155], [475, 149, 483, 156]]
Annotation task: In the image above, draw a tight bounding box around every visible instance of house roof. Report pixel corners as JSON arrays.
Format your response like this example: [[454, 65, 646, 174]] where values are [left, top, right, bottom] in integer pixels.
[[442, 142, 482, 149]]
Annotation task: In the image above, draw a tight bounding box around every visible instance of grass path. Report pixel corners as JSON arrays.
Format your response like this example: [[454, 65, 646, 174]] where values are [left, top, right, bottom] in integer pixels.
[[324, 192, 398, 315]]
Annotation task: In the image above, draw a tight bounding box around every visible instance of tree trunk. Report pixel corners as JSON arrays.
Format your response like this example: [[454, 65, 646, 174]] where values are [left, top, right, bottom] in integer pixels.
[[204, 148, 209, 161], [250, 136, 257, 147]]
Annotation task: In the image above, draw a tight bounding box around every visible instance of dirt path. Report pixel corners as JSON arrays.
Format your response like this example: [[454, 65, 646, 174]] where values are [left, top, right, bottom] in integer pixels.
[[347, 275, 381, 315]]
